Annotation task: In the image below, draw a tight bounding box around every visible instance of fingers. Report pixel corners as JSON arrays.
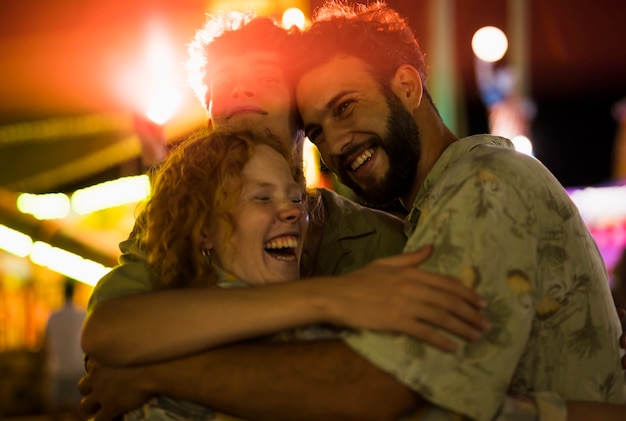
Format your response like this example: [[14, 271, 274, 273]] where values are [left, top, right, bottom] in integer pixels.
[[79, 395, 101, 420], [385, 277, 490, 345], [422, 291, 489, 331], [80, 396, 119, 421], [617, 307, 626, 320], [399, 321, 459, 352], [388, 284, 487, 339], [413, 302, 486, 342], [78, 374, 92, 396]]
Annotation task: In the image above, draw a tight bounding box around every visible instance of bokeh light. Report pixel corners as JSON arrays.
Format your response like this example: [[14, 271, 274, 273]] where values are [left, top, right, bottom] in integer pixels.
[[282, 8, 306, 30], [472, 26, 508, 62], [511, 135, 534, 156]]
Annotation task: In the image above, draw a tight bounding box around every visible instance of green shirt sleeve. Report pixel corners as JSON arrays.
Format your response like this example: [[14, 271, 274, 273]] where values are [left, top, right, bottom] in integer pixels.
[[87, 236, 154, 315]]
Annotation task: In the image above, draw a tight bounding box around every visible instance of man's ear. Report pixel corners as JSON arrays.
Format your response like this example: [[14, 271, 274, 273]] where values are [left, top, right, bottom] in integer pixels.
[[391, 64, 423, 110]]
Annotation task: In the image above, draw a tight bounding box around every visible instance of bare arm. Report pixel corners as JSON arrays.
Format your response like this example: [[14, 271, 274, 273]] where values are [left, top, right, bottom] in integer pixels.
[[78, 340, 626, 421], [82, 248, 488, 366], [80, 339, 421, 421], [565, 401, 626, 420], [79, 287, 626, 419], [82, 283, 329, 366], [149, 341, 422, 421]]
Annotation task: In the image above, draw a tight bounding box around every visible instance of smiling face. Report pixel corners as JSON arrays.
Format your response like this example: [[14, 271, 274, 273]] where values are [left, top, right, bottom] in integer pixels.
[[207, 51, 297, 149], [207, 144, 308, 285], [296, 55, 421, 206]]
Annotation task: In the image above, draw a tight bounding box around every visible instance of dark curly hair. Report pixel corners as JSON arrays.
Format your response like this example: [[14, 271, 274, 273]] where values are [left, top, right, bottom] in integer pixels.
[[296, 1, 435, 107]]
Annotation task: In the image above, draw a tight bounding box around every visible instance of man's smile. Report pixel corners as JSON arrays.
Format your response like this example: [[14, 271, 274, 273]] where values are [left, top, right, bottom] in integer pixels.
[[227, 106, 267, 119], [350, 147, 376, 172]]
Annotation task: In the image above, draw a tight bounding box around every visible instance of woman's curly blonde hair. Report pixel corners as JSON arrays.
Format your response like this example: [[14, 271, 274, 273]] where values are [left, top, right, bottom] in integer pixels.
[[139, 128, 304, 290]]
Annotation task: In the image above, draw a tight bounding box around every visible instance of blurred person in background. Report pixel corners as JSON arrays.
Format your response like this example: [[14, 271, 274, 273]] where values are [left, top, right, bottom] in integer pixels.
[[43, 278, 85, 420]]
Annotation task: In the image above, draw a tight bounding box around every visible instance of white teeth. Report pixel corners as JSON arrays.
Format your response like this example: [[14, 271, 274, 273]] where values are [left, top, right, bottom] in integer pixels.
[[274, 254, 296, 262], [264, 236, 299, 250], [351, 148, 374, 171]]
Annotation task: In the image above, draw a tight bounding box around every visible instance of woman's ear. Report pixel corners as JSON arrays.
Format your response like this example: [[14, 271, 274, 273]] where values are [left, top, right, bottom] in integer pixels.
[[391, 64, 423, 110], [200, 227, 214, 251]]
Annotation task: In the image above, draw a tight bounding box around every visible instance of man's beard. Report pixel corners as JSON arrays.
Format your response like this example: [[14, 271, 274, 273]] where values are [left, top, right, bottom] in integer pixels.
[[337, 91, 421, 207]]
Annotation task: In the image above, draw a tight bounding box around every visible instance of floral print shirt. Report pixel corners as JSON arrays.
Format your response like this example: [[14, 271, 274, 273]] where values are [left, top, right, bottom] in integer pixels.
[[343, 135, 625, 420]]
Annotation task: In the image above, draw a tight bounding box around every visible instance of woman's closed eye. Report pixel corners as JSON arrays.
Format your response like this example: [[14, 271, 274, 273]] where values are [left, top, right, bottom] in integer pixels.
[[253, 195, 272, 202], [289, 194, 304, 204]]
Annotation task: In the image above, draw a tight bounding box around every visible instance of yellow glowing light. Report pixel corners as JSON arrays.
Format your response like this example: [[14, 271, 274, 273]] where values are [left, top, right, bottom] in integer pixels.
[[146, 88, 181, 124], [144, 23, 181, 124], [115, 18, 185, 125], [282, 8, 306, 30], [72, 175, 150, 215], [0, 224, 33, 257], [17, 192, 70, 220], [302, 138, 321, 188], [512, 135, 534, 156], [29, 241, 111, 287], [472, 26, 508, 62]]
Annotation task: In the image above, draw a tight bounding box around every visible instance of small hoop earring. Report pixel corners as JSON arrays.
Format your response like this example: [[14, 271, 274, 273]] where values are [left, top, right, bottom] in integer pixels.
[[201, 249, 212, 262]]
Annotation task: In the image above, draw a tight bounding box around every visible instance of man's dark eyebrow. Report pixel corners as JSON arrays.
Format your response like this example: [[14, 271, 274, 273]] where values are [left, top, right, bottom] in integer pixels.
[[325, 90, 356, 111], [303, 90, 357, 134]]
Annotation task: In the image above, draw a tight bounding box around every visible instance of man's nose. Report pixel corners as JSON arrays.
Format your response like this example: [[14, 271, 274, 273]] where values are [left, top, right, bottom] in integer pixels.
[[231, 79, 256, 99], [324, 127, 353, 158]]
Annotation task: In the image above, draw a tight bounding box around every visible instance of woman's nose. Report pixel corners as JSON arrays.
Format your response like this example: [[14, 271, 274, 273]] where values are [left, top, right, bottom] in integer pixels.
[[278, 201, 305, 223]]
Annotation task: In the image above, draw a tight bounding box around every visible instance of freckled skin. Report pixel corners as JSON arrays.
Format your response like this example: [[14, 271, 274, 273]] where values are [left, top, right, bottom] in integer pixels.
[[209, 145, 308, 285]]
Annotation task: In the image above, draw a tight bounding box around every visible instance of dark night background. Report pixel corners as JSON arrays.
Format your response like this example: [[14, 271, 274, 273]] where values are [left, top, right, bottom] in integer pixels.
[[337, 0, 626, 188], [1, 0, 625, 191]]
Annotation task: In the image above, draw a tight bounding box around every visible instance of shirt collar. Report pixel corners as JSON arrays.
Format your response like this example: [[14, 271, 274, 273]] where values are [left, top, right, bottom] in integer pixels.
[[404, 135, 514, 236]]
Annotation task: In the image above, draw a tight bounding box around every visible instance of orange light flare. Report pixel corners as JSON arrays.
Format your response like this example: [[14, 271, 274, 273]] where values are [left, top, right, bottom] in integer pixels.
[[144, 20, 183, 124], [282, 7, 307, 30], [116, 18, 184, 125]]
